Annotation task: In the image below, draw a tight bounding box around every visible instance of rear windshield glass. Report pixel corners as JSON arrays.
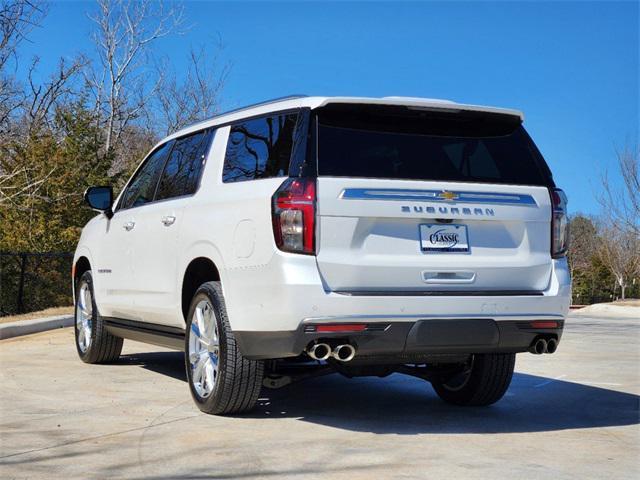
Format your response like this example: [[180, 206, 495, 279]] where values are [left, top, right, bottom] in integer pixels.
[[317, 105, 552, 186]]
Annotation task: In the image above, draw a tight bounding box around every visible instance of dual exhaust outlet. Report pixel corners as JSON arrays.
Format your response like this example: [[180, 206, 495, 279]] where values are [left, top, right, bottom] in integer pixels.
[[306, 342, 356, 362], [530, 337, 558, 355], [310, 338, 558, 359]]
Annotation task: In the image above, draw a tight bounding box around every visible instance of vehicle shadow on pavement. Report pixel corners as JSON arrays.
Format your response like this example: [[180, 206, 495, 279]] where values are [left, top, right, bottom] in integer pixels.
[[120, 352, 188, 381], [120, 351, 639, 435]]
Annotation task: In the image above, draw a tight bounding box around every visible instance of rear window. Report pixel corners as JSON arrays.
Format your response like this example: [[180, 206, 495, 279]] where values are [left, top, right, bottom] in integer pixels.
[[317, 105, 552, 186]]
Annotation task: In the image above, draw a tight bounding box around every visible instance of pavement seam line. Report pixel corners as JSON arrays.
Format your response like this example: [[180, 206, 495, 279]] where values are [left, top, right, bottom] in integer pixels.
[[0, 413, 200, 461]]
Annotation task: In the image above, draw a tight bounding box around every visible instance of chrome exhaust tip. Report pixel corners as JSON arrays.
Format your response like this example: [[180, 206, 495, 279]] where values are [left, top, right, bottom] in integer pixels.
[[530, 338, 547, 355], [546, 338, 558, 354], [306, 342, 331, 361], [332, 344, 356, 362]]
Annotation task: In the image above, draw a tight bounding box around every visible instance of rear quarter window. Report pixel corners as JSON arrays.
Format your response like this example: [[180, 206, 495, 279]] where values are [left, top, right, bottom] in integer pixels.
[[222, 113, 298, 183]]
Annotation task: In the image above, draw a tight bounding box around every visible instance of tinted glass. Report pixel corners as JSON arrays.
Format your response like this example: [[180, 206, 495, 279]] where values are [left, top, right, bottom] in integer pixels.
[[156, 130, 213, 201], [317, 106, 551, 186], [120, 141, 173, 209], [223, 113, 298, 183]]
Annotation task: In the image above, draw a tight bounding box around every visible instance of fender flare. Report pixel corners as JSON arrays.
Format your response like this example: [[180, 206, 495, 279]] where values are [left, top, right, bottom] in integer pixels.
[[72, 246, 95, 304]]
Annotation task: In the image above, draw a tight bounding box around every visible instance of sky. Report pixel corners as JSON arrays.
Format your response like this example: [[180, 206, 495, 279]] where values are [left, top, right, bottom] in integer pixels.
[[15, 0, 639, 215]]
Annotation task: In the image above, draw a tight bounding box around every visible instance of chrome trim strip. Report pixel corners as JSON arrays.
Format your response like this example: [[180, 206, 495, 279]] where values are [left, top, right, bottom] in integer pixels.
[[340, 188, 538, 206], [302, 313, 565, 324], [334, 289, 543, 297]]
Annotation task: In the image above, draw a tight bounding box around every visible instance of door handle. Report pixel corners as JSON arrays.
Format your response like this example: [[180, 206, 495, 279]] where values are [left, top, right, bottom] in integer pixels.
[[161, 215, 176, 226], [123, 221, 135, 231]]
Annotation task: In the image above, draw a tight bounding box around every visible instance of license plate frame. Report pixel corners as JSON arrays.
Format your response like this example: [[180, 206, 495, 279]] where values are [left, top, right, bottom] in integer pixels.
[[420, 223, 470, 253]]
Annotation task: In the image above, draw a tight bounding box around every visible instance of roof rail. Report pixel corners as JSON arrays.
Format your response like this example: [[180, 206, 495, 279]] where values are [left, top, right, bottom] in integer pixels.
[[213, 94, 308, 119]]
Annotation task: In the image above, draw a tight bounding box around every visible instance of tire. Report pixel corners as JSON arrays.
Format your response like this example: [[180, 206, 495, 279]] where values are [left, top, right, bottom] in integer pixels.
[[74, 270, 123, 363], [431, 353, 516, 406], [185, 281, 264, 415]]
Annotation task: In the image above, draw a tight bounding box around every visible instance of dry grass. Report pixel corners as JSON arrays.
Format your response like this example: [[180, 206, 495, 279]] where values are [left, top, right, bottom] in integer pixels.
[[0, 306, 73, 324]]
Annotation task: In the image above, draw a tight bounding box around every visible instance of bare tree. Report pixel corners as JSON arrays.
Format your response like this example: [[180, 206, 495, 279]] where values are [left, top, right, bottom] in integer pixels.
[[599, 145, 640, 236], [24, 55, 87, 134], [0, 0, 70, 207], [0, 164, 54, 206], [154, 44, 229, 135], [597, 222, 640, 300], [568, 214, 598, 279], [86, 0, 184, 154], [0, 0, 46, 135], [0, 0, 46, 72], [0, 55, 84, 205]]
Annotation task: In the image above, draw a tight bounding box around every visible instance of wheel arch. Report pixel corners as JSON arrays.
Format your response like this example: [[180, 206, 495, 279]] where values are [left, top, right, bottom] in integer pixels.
[[72, 255, 92, 302], [181, 257, 221, 323]]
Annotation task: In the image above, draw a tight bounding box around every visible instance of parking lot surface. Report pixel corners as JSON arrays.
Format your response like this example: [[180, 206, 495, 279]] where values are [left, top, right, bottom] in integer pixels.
[[1, 309, 639, 479]]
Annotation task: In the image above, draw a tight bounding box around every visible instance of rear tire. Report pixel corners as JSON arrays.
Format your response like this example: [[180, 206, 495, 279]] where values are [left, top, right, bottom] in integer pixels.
[[185, 281, 264, 415], [431, 353, 515, 406], [74, 270, 123, 364]]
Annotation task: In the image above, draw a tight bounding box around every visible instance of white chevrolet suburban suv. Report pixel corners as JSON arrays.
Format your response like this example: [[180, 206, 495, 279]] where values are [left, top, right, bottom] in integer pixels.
[[73, 95, 571, 415]]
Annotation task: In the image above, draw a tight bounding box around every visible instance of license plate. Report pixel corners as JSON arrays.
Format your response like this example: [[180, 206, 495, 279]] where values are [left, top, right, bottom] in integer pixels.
[[420, 224, 469, 253]]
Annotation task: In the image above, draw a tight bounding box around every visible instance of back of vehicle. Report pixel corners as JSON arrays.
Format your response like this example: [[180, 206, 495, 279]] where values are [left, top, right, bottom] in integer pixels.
[[265, 99, 570, 369]]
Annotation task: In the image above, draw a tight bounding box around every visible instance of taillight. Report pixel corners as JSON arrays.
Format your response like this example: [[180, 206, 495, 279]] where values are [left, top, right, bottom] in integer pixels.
[[550, 188, 569, 258], [272, 178, 316, 255]]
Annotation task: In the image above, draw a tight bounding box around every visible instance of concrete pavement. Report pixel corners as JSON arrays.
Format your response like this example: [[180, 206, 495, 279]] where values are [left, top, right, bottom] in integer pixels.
[[1, 310, 638, 479]]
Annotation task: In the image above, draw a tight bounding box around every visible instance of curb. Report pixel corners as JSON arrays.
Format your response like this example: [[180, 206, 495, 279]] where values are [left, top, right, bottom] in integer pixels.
[[0, 315, 74, 340]]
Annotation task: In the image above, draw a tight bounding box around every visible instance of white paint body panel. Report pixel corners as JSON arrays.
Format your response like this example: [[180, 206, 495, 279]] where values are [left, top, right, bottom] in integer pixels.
[[127, 197, 188, 325], [74, 96, 570, 341], [80, 210, 136, 318], [315, 178, 553, 292]]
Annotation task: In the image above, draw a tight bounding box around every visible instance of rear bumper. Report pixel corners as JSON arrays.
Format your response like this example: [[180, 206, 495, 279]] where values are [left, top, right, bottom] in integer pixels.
[[224, 252, 571, 360], [235, 318, 564, 361]]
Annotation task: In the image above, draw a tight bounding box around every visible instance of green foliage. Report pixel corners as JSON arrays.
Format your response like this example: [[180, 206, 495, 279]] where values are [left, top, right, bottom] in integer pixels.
[[0, 103, 123, 314], [0, 102, 119, 252], [0, 98, 158, 314], [0, 253, 72, 315]]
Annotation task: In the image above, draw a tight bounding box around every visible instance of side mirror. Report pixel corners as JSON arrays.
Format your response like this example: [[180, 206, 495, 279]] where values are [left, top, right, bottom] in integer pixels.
[[84, 186, 114, 219]]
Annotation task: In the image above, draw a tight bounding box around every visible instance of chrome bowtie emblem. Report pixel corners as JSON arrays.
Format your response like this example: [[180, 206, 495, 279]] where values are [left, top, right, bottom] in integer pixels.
[[438, 191, 459, 201]]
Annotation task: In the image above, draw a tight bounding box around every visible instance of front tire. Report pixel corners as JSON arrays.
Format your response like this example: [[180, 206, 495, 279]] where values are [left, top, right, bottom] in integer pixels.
[[431, 353, 516, 406], [74, 270, 123, 363], [185, 281, 264, 415]]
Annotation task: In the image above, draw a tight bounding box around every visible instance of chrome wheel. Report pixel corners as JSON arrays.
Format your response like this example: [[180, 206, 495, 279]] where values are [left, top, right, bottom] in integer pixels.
[[76, 281, 93, 353], [188, 299, 220, 398]]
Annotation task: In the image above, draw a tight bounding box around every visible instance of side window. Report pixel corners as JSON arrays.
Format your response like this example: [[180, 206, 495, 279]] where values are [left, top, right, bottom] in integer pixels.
[[222, 112, 298, 183], [120, 141, 173, 210], [155, 129, 213, 201]]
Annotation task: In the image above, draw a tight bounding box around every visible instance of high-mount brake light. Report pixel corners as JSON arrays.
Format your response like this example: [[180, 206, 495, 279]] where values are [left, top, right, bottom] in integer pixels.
[[550, 188, 569, 258], [272, 178, 316, 255]]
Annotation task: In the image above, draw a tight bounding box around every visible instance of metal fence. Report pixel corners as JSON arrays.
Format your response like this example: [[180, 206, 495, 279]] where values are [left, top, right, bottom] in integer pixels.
[[0, 252, 73, 316]]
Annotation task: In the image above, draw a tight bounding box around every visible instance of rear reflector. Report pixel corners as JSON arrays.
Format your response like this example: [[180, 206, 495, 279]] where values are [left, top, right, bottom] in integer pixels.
[[530, 321, 559, 329], [314, 324, 368, 333]]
